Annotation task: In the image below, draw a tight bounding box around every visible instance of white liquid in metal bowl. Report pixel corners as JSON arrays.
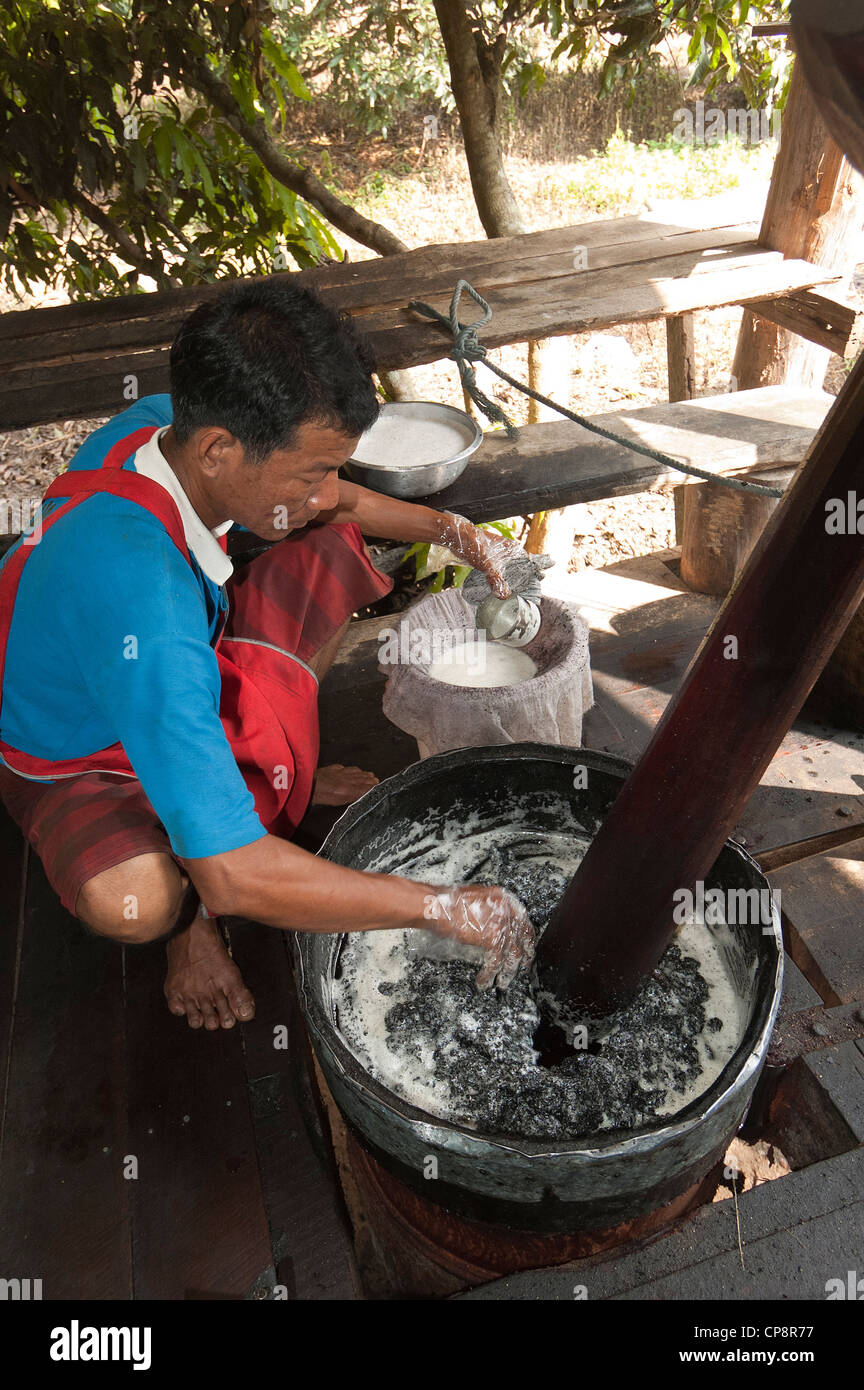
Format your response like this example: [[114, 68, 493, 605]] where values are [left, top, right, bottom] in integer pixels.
[[352, 414, 473, 469]]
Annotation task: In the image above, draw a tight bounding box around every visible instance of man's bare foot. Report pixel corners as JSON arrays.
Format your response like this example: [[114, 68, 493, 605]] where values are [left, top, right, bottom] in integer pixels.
[[164, 912, 255, 1030], [311, 763, 379, 806]]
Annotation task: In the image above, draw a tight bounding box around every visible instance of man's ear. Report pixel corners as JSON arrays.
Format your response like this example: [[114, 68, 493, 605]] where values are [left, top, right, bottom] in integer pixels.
[[197, 427, 243, 477]]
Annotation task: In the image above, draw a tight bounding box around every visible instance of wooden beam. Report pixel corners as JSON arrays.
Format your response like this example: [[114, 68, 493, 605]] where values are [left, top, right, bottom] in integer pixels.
[[732, 62, 864, 392], [757, 824, 864, 874], [537, 351, 864, 1016], [742, 288, 858, 356], [666, 313, 697, 401]]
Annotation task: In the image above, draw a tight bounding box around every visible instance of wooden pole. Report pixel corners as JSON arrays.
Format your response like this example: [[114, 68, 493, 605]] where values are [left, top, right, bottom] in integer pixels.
[[679, 465, 794, 597], [537, 351, 864, 1016], [666, 313, 697, 402], [524, 336, 577, 562], [732, 63, 864, 393]]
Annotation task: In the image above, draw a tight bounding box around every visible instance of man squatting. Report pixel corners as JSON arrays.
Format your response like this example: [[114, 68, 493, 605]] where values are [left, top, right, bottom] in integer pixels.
[[0, 281, 535, 1029]]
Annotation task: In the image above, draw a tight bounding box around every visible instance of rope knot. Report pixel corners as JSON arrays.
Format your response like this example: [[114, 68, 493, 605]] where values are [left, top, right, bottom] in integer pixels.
[[451, 323, 486, 364], [408, 278, 518, 438]]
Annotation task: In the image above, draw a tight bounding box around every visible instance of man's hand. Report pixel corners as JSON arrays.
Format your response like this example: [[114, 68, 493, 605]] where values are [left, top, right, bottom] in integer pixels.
[[436, 514, 524, 599], [422, 884, 536, 990], [316, 483, 526, 600]]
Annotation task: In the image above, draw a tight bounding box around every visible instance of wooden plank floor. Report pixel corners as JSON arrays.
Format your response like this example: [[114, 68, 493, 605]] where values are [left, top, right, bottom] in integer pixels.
[[0, 835, 133, 1299], [767, 845, 864, 1006], [457, 1147, 864, 1300], [0, 811, 357, 1300]]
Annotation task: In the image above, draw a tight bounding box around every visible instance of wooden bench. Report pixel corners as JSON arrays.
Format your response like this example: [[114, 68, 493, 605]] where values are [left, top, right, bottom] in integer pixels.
[[0, 385, 835, 565], [410, 383, 834, 520]]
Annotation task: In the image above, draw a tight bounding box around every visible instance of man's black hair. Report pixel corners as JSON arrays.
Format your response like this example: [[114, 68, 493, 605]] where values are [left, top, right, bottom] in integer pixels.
[[169, 278, 380, 461]]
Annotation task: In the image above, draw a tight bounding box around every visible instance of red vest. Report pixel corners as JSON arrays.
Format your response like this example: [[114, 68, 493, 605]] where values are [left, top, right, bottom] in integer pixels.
[[0, 429, 319, 838]]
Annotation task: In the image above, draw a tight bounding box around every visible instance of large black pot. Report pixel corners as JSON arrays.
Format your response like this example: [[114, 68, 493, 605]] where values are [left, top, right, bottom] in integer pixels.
[[295, 744, 783, 1234]]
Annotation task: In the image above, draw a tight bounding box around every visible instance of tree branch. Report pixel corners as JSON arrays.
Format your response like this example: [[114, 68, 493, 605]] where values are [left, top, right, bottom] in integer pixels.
[[72, 191, 181, 285], [179, 56, 409, 258]]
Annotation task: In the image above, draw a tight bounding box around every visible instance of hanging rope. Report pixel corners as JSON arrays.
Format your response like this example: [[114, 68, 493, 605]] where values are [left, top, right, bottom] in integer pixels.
[[407, 279, 784, 499]]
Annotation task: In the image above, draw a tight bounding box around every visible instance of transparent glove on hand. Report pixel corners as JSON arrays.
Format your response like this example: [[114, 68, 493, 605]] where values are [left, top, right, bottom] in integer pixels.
[[433, 513, 533, 600], [422, 884, 536, 990], [462, 549, 555, 613]]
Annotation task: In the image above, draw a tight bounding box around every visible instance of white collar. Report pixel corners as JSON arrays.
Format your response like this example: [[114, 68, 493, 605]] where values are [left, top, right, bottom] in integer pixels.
[[131, 426, 234, 585]]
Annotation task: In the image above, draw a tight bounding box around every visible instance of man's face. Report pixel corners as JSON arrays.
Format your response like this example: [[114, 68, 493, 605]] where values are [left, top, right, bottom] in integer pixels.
[[205, 419, 359, 540]]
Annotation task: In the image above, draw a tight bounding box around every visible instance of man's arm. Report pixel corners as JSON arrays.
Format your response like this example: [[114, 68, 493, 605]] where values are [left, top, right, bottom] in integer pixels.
[[183, 834, 535, 991], [315, 480, 520, 598], [184, 833, 427, 930], [316, 479, 454, 544]]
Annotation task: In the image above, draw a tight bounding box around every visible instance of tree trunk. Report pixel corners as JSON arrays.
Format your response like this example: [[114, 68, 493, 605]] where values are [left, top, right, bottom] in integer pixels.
[[432, 1, 573, 548], [181, 55, 409, 259], [432, 0, 526, 239], [732, 62, 864, 391]]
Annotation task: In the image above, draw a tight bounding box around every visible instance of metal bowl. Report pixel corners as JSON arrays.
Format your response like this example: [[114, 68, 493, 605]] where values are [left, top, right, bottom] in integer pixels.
[[345, 400, 483, 499]]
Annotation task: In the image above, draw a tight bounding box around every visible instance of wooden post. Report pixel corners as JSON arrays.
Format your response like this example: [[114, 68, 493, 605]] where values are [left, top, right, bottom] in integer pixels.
[[537, 352, 864, 1016], [666, 313, 697, 402], [524, 336, 577, 562], [732, 63, 864, 393], [679, 465, 794, 597]]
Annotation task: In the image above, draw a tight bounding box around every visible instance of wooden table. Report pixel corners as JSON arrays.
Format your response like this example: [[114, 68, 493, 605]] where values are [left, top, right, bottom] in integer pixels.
[[0, 200, 849, 431]]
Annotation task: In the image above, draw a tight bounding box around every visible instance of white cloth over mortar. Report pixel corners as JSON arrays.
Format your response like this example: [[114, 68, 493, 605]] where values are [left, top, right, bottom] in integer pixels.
[[382, 588, 593, 757]]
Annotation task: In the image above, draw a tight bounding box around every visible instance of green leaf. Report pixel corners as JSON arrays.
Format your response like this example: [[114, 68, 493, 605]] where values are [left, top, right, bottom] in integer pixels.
[[151, 123, 174, 181]]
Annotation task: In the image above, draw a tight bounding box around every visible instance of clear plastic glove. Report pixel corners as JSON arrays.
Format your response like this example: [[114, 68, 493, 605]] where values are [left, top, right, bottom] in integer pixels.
[[434, 513, 525, 600], [421, 884, 536, 990]]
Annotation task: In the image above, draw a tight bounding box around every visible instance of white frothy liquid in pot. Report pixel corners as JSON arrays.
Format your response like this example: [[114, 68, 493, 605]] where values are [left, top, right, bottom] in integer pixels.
[[332, 803, 754, 1139]]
